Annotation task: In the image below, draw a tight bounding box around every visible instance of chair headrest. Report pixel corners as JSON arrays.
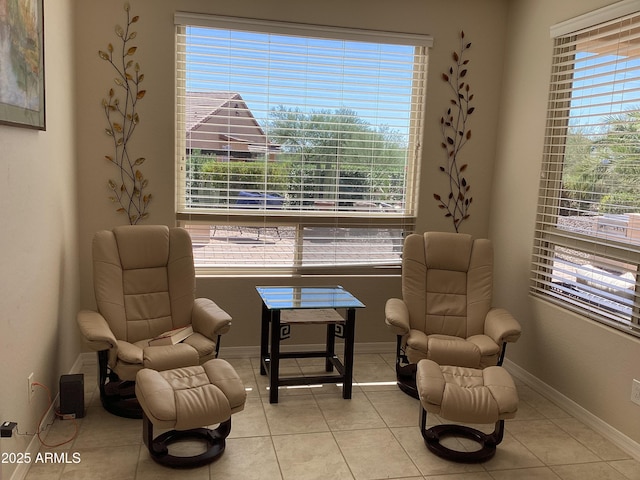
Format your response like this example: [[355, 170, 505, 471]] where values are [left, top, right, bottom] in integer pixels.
[[423, 232, 473, 271], [112, 225, 171, 270]]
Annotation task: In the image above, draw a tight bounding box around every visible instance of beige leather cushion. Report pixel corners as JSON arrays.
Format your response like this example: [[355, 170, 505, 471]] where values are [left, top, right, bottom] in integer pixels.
[[401, 233, 493, 339], [136, 359, 246, 431], [112, 342, 200, 381], [143, 343, 199, 372], [406, 332, 482, 367], [93, 226, 197, 344], [416, 359, 518, 424]]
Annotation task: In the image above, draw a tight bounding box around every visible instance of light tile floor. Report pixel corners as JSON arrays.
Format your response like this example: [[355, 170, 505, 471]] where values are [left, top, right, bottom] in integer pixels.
[[24, 353, 640, 480]]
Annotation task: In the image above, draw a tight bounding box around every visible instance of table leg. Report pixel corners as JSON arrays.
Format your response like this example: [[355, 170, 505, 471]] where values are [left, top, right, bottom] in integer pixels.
[[269, 310, 281, 403], [260, 303, 269, 376], [325, 323, 336, 372], [342, 308, 356, 399]]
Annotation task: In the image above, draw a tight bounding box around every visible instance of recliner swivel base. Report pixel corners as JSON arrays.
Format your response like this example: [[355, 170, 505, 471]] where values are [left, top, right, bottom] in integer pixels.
[[143, 413, 231, 469], [420, 407, 504, 463], [100, 384, 142, 419], [396, 362, 419, 399], [98, 350, 143, 419]]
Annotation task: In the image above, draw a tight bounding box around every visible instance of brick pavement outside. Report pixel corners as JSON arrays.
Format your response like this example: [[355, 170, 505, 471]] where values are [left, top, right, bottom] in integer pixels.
[[189, 226, 401, 268]]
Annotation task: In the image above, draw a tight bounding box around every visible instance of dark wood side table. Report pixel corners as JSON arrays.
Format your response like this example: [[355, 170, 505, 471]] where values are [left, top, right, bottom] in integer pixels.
[[256, 286, 365, 404]]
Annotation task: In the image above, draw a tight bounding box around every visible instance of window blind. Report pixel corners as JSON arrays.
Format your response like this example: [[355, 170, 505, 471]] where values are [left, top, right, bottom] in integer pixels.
[[531, 7, 640, 337], [174, 13, 429, 272]]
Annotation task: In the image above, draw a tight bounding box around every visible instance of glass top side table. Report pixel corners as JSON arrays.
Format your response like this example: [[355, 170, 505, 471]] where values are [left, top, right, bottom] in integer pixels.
[[256, 286, 365, 310], [256, 286, 365, 403]]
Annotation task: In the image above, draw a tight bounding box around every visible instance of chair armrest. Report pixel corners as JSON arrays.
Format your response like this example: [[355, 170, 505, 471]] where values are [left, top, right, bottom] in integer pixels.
[[116, 340, 144, 364], [77, 309, 117, 351], [191, 298, 232, 340], [385, 298, 410, 335], [484, 308, 521, 345]]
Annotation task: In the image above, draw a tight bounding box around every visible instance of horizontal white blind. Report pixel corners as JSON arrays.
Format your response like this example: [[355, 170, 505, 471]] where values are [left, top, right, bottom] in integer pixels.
[[174, 14, 427, 271], [181, 219, 410, 271], [532, 10, 640, 337]]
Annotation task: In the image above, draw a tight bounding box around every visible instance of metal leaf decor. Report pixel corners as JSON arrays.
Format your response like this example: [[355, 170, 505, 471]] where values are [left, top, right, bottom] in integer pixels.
[[99, 2, 151, 225], [433, 31, 474, 232]]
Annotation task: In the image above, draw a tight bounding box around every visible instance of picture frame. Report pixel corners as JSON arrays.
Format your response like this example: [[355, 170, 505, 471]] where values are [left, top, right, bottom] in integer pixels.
[[0, 0, 45, 130]]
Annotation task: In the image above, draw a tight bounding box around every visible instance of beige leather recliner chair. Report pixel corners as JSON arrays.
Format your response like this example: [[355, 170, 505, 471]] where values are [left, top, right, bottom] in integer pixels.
[[385, 232, 521, 397], [77, 225, 232, 418]]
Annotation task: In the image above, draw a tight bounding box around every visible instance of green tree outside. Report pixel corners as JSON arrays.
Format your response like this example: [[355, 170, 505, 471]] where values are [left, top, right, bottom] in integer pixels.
[[186, 106, 409, 209], [267, 106, 408, 207], [562, 110, 640, 215]]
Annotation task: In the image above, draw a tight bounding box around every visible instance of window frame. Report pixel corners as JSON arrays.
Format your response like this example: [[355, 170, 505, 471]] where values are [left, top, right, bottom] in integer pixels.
[[174, 13, 430, 275], [531, 0, 640, 338]]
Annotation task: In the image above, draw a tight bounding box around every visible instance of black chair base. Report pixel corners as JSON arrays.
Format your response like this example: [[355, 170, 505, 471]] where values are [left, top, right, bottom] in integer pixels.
[[143, 413, 231, 469], [420, 408, 504, 463], [394, 336, 419, 399], [97, 350, 143, 419], [396, 362, 419, 399], [101, 379, 143, 419]]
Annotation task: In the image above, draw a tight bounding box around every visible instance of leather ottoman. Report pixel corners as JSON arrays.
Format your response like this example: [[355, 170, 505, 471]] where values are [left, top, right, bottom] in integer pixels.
[[135, 359, 246, 468], [416, 359, 518, 462]]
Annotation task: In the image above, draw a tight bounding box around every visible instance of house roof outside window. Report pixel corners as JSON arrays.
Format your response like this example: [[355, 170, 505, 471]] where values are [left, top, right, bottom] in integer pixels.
[[185, 91, 280, 158]]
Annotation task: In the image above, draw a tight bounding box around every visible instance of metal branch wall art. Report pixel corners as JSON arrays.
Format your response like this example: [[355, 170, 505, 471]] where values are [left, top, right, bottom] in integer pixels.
[[433, 31, 475, 232], [99, 2, 151, 225]]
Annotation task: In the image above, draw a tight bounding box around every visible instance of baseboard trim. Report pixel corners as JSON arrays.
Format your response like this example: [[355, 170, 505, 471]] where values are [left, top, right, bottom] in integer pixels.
[[78, 351, 96, 367], [503, 359, 640, 462], [11, 396, 61, 480], [11, 356, 91, 480]]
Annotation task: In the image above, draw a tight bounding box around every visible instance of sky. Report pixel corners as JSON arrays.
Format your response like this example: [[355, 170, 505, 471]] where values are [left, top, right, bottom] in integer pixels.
[[183, 25, 419, 134], [569, 51, 640, 135]]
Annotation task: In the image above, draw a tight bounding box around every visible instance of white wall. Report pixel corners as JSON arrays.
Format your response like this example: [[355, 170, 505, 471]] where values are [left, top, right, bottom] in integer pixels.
[[0, 1, 78, 478], [491, 0, 640, 445]]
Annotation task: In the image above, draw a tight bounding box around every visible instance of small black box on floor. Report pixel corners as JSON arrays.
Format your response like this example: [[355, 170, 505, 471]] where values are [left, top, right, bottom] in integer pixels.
[[59, 374, 85, 418]]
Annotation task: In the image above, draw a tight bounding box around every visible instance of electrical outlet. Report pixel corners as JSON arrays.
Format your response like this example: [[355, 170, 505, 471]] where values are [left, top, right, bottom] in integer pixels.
[[631, 379, 640, 406], [27, 372, 35, 404]]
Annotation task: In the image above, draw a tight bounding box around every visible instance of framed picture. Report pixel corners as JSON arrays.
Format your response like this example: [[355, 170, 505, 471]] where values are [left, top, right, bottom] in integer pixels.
[[0, 0, 45, 130]]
